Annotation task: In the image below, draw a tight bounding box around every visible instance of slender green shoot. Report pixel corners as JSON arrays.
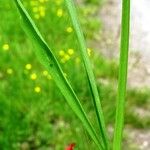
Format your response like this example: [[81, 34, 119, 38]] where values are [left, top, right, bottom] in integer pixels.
[[14, 0, 104, 149], [113, 0, 130, 149], [65, 0, 109, 149]]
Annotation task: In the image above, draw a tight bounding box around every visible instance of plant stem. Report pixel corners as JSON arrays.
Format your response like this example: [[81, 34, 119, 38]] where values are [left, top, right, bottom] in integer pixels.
[[113, 0, 130, 150]]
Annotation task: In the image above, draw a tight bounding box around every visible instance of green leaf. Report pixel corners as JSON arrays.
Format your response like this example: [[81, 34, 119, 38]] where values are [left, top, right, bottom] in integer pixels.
[[65, 0, 109, 149], [113, 0, 130, 150], [13, 0, 104, 149]]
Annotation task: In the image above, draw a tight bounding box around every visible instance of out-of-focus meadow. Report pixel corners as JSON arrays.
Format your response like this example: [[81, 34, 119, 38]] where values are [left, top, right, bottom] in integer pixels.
[[0, 0, 149, 149]]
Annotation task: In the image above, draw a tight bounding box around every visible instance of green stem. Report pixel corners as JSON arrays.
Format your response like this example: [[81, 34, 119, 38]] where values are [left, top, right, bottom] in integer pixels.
[[113, 0, 130, 150]]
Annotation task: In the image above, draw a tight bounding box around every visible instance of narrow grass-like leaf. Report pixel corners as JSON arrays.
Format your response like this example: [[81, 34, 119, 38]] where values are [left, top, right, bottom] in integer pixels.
[[65, 0, 109, 149], [13, 0, 104, 149], [113, 0, 130, 149]]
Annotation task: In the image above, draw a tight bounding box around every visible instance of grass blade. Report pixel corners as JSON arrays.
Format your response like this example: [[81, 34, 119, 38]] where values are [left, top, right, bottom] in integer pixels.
[[65, 0, 109, 148], [113, 0, 130, 149], [13, 0, 104, 149]]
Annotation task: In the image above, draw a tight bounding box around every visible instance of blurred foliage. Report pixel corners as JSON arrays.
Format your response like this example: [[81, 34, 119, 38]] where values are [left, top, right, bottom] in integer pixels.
[[0, 0, 149, 149]]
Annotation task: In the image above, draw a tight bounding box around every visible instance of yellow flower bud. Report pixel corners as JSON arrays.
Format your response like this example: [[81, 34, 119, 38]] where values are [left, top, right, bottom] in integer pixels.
[[30, 73, 37, 80], [68, 49, 74, 55], [66, 27, 73, 33], [25, 64, 32, 70], [2, 44, 9, 51], [7, 68, 13, 74], [34, 86, 41, 93], [57, 9, 63, 17]]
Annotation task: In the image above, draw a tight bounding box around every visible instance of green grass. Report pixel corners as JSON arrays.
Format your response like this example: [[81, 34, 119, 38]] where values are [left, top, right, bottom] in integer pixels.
[[113, 0, 130, 149], [14, 0, 103, 149], [0, 0, 150, 149], [65, 0, 108, 148]]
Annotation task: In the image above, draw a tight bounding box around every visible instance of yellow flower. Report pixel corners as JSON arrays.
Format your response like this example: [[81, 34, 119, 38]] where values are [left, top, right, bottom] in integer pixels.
[[39, 0, 45, 3], [43, 70, 48, 76], [68, 49, 74, 55], [87, 48, 92, 56], [40, 11, 45, 17], [60, 54, 70, 63], [25, 64, 32, 70], [59, 50, 65, 56], [64, 54, 70, 61], [66, 27, 73, 33], [57, 9, 63, 17], [7, 68, 13, 74], [34, 86, 41, 93], [56, 0, 63, 5], [30, 73, 37, 80], [2, 44, 9, 51]]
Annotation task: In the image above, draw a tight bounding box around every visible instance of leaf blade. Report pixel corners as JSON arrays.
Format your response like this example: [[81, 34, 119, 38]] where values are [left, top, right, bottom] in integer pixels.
[[65, 0, 109, 148], [113, 0, 130, 149], [13, 0, 104, 149]]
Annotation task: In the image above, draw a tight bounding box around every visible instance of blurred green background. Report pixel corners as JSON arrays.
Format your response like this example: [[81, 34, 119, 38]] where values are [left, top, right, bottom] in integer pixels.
[[0, 0, 149, 149]]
